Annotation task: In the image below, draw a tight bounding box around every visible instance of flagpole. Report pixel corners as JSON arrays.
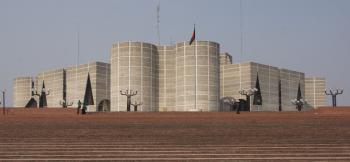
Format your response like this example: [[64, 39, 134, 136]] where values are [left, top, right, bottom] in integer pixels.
[[156, 0, 160, 45], [76, 31, 79, 106], [77, 31, 80, 66], [194, 24, 197, 111]]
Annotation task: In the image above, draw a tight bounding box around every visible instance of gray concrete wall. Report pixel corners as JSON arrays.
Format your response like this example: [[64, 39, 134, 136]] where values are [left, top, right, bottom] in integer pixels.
[[157, 45, 176, 111], [26, 61, 110, 111], [175, 41, 220, 111], [220, 61, 305, 111], [65, 62, 110, 112], [305, 77, 326, 108], [279, 69, 305, 111], [220, 53, 232, 65], [13, 76, 33, 107], [110, 42, 158, 112], [220, 62, 251, 101], [95, 62, 111, 111], [110, 41, 220, 112], [250, 62, 280, 111], [65, 63, 96, 111], [36, 69, 64, 107]]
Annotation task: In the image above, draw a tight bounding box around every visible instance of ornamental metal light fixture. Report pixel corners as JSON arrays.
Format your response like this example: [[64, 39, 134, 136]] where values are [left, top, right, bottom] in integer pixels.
[[325, 89, 343, 108], [239, 88, 258, 112], [120, 89, 138, 112]]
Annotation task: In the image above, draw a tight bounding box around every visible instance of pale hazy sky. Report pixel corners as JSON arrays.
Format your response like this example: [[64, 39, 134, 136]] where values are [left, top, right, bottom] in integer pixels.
[[0, 0, 349, 106]]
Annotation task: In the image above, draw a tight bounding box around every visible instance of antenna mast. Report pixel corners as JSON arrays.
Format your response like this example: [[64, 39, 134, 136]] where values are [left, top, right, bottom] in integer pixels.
[[157, 1, 160, 45], [75, 31, 80, 105], [77, 31, 80, 66], [240, 0, 244, 55]]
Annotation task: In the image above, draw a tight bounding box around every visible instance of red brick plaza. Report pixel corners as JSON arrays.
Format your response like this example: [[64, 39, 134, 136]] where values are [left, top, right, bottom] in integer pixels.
[[0, 107, 349, 161]]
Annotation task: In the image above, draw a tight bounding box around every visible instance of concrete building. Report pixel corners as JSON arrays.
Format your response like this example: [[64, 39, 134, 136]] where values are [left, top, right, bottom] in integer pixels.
[[110, 41, 220, 112], [279, 68, 305, 111], [157, 45, 176, 111], [13, 40, 326, 111], [305, 77, 327, 108], [220, 53, 308, 111], [110, 42, 158, 112], [13, 77, 34, 107], [65, 62, 110, 112], [173, 41, 220, 112], [36, 69, 65, 108], [13, 61, 110, 112]]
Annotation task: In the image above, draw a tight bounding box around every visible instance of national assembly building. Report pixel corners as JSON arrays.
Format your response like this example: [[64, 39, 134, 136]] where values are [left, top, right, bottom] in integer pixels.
[[13, 40, 327, 112]]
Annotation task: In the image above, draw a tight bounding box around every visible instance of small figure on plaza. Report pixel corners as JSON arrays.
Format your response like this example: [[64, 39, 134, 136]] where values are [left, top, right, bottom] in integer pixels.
[[77, 100, 82, 115]]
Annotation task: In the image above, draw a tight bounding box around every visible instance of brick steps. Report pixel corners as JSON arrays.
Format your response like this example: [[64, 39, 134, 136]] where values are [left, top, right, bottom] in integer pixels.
[[1, 108, 349, 161], [0, 141, 349, 160]]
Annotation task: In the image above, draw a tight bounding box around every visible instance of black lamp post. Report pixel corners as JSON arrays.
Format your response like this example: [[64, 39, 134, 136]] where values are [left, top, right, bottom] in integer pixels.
[[33, 81, 50, 108], [325, 89, 343, 108], [239, 88, 257, 112], [2, 90, 5, 115], [291, 99, 306, 111], [131, 101, 142, 112], [120, 89, 137, 112]]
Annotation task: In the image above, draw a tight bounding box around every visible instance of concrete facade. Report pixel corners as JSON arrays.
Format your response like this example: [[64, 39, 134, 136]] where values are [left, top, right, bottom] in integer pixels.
[[279, 69, 305, 111], [305, 77, 326, 108], [175, 41, 220, 112], [221, 62, 281, 111], [13, 40, 326, 111], [13, 62, 110, 111], [13, 77, 33, 107], [220, 59, 306, 111], [65, 62, 110, 112], [219, 53, 232, 65], [110, 41, 220, 112], [110, 42, 158, 112], [36, 69, 64, 107], [157, 45, 176, 111]]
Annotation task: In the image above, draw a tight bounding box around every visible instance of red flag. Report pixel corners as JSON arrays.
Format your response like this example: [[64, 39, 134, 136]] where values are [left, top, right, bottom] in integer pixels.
[[189, 25, 195, 45]]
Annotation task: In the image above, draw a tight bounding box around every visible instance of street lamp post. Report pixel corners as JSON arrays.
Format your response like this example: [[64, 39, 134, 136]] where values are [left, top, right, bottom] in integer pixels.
[[120, 89, 137, 112], [2, 90, 5, 115], [239, 88, 257, 112], [325, 89, 343, 108], [131, 101, 142, 112], [33, 81, 50, 108], [291, 99, 306, 111]]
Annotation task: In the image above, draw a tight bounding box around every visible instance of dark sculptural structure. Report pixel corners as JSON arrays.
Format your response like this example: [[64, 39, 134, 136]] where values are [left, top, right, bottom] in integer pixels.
[[60, 70, 73, 108], [253, 73, 263, 110], [81, 73, 94, 114], [131, 101, 142, 112], [291, 83, 305, 111], [278, 79, 282, 111], [325, 89, 343, 107], [25, 81, 38, 108], [33, 81, 50, 108], [120, 90, 137, 112], [291, 99, 305, 111]]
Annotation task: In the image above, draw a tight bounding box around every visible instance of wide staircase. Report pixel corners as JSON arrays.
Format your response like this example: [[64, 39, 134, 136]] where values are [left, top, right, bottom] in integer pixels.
[[0, 107, 349, 161]]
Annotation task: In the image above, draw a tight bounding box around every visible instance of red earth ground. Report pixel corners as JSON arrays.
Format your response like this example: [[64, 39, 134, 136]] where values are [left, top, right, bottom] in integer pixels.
[[0, 107, 349, 161]]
